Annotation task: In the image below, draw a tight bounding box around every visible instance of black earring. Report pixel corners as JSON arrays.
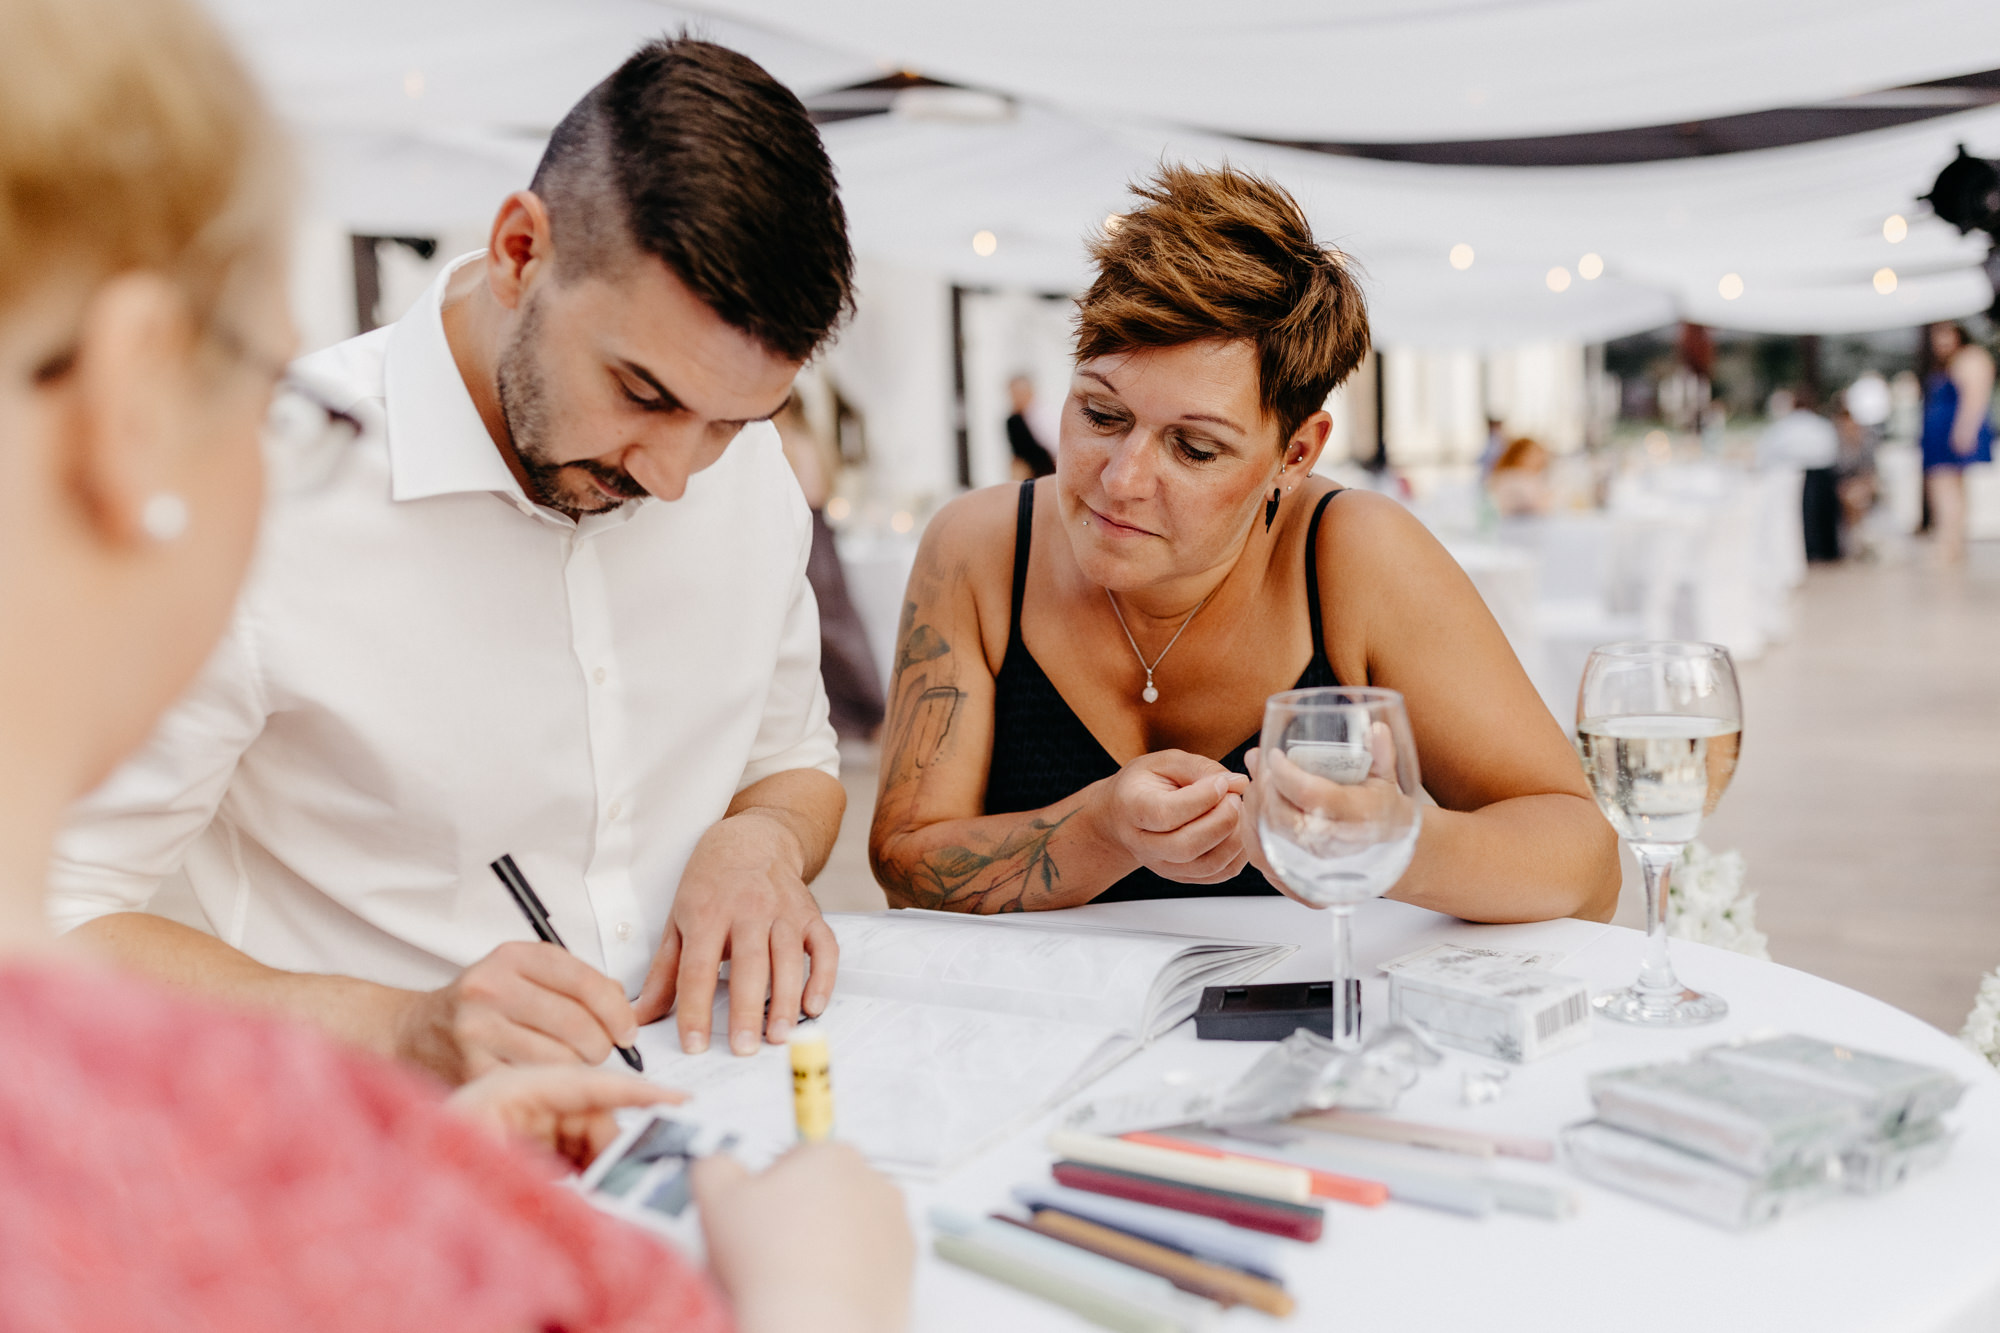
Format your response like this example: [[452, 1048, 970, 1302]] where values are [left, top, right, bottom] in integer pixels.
[[1264, 487, 1281, 532]]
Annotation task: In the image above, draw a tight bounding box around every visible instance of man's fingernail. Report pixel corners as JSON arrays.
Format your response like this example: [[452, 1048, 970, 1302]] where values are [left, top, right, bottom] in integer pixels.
[[683, 1032, 708, 1054], [769, 1018, 794, 1042], [731, 1031, 757, 1056], [804, 995, 825, 1016]]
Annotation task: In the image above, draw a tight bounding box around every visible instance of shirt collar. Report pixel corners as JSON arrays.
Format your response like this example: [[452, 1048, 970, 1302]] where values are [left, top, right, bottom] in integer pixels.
[[383, 251, 530, 505]]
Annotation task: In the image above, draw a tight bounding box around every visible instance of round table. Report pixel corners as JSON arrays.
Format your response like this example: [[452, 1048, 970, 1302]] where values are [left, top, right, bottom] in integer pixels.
[[903, 896, 2000, 1333]]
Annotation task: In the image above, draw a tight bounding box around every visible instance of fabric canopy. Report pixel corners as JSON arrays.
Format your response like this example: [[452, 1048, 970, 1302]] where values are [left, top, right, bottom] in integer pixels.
[[702, 0, 2000, 144], [207, 0, 2000, 343]]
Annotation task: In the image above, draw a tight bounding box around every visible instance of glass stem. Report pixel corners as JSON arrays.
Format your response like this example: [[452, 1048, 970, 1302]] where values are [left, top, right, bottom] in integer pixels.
[[1632, 842, 1687, 1012], [1329, 904, 1361, 1052]]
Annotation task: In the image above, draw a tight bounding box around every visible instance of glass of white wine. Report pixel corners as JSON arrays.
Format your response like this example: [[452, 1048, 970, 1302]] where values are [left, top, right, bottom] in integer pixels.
[[1257, 687, 1423, 1051], [1576, 640, 1743, 1027]]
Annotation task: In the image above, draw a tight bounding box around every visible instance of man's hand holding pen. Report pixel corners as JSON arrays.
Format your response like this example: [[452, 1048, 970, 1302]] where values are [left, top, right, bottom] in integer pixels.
[[391, 940, 644, 1085]]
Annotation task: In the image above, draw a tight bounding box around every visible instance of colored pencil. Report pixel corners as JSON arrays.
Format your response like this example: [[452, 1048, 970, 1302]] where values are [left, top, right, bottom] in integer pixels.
[[1290, 1109, 1555, 1162], [1019, 1211, 1297, 1317], [1051, 1161, 1325, 1241], [1120, 1130, 1389, 1207], [1048, 1129, 1312, 1205]]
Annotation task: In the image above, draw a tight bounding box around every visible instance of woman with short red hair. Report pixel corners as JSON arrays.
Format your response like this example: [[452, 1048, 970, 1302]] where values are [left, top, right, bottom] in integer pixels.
[[870, 164, 1618, 922]]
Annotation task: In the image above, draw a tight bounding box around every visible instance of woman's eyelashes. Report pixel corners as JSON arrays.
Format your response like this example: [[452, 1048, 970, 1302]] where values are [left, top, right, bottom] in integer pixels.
[[1168, 430, 1221, 465], [1078, 402, 1127, 432]]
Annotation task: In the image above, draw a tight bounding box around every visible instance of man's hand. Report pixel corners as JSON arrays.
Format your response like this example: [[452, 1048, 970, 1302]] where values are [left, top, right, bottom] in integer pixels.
[[634, 811, 839, 1056], [393, 941, 641, 1084], [447, 1065, 685, 1171]]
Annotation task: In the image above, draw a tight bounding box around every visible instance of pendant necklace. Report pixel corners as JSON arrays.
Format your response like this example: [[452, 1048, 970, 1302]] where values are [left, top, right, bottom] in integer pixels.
[[1106, 586, 1217, 704]]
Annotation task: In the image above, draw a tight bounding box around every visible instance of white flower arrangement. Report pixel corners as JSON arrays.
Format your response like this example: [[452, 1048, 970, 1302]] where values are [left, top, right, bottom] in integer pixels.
[[1960, 969, 2000, 1070], [1667, 841, 1770, 961]]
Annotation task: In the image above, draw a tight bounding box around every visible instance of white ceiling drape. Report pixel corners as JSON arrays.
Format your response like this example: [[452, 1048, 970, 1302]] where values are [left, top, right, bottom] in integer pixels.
[[207, 0, 2000, 343]]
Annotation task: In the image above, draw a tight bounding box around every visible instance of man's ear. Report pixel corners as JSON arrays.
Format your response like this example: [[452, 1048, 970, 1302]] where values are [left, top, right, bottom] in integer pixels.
[[66, 271, 197, 548], [485, 190, 556, 312]]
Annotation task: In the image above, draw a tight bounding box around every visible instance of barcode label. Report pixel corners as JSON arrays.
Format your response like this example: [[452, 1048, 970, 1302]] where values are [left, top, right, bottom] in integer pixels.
[[1536, 991, 1589, 1042]]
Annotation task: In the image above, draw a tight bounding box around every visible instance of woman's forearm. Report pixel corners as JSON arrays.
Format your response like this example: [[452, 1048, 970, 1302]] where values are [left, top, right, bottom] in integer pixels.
[[1387, 793, 1620, 923], [870, 787, 1136, 913]]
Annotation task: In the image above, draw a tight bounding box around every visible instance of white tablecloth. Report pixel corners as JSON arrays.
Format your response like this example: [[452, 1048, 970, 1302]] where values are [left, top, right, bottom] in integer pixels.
[[901, 896, 2000, 1333]]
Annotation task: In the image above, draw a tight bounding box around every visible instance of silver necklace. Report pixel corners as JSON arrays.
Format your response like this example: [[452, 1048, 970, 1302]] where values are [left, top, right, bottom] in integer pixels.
[[1105, 587, 1217, 704]]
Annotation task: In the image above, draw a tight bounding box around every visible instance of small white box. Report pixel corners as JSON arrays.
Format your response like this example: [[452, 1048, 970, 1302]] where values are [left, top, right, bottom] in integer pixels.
[[1386, 949, 1591, 1063]]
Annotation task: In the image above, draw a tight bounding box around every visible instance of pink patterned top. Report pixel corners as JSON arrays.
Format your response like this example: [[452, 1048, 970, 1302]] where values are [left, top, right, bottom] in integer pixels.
[[0, 962, 731, 1333]]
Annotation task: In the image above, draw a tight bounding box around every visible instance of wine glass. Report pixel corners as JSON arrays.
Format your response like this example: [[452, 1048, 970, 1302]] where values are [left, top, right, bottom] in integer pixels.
[[1256, 687, 1423, 1051], [1576, 641, 1743, 1027]]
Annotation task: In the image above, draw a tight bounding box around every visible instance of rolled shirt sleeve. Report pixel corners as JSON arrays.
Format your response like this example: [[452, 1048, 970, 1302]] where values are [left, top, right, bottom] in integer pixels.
[[46, 611, 268, 934], [736, 481, 841, 792]]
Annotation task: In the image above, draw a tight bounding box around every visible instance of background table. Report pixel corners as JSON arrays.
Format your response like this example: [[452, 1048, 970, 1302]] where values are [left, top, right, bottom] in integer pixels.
[[901, 897, 2000, 1333]]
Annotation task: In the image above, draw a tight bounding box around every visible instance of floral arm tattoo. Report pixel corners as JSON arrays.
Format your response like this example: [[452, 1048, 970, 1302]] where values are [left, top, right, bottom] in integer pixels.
[[873, 590, 1081, 913]]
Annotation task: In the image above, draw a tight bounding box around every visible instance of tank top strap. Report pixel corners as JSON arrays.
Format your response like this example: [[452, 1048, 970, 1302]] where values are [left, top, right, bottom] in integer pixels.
[[1008, 479, 1036, 653], [1302, 488, 1342, 653]]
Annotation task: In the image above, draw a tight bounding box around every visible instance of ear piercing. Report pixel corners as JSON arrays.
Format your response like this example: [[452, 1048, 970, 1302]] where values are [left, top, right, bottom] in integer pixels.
[[141, 493, 189, 543]]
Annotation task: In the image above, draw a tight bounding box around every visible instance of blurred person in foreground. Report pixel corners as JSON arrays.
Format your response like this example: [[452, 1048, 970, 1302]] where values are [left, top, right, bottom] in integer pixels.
[[1007, 373, 1057, 479], [775, 392, 885, 740], [1921, 321, 1995, 565], [1757, 385, 1840, 563], [0, 1, 911, 1328], [1485, 436, 1553, 519], [869, 166, 1618, 920], [50, 33, 859, 1077]]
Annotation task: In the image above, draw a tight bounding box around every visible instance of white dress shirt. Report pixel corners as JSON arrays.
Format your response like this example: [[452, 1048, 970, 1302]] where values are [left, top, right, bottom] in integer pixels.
[[48, 255, 838, 995]]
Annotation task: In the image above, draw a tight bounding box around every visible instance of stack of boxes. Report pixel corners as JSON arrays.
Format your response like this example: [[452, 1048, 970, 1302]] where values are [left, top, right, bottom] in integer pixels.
[[1563, 1035, 1965, 1228]]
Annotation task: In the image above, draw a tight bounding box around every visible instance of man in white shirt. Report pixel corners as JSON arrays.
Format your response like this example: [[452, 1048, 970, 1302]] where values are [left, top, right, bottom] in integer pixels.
[[50, 38, 856, 1082]]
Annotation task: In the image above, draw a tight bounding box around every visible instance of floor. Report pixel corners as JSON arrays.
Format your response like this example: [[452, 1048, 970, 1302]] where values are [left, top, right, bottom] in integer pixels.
[[812, 539, 2000, 1036]]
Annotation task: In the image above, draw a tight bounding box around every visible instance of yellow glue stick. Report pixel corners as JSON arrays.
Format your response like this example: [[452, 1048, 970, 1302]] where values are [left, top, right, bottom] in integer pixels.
[[790, 1026, 834, 1142]]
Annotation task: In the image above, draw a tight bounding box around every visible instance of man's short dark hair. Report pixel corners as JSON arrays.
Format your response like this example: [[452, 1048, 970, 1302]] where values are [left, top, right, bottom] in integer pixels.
[[531, 36, 853, 362]]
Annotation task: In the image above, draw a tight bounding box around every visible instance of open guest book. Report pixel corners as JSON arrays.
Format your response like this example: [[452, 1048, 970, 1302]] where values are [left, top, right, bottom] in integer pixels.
[[633, 910, 1293, 1177]]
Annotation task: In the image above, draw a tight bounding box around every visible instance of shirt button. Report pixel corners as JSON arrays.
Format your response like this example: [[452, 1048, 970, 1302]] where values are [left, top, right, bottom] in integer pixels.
[[615, 921, 636, 942], [607, 800, 622, 820], [593, 667, 607, 685]]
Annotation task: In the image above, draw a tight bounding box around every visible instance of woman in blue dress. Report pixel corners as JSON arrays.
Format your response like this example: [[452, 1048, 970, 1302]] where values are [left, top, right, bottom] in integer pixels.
[[1921, 321, 1995, 564]]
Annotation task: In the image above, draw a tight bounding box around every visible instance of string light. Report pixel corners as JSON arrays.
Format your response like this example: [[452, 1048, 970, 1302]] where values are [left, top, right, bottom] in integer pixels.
[[1874, 267, 1898, 295], [971, 230, 997, 257], [1883, 214, 1908, 243], [1546, 266, 1572, 293], [890, 510, 915, 534], [1718, 273, 1744, 300], [1578, 253, 1604, 280], [1104, 214, 1124, 233], [1449, 243, 1474, 270], [403, 69, 425, 99]]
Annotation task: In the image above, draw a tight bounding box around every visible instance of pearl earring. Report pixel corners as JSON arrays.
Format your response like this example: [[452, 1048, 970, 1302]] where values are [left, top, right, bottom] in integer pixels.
[[141, 493, 189, 543]]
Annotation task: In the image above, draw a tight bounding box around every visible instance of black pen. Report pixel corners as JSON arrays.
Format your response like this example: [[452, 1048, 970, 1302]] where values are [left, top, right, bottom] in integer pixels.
[[490, 853, 644, 1072]]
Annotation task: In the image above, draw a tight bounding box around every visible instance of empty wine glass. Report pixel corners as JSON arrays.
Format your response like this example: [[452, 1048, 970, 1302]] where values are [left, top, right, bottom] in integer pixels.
[[1256, 687, 1423, 1051], [1576, 641, 1743, 1027]]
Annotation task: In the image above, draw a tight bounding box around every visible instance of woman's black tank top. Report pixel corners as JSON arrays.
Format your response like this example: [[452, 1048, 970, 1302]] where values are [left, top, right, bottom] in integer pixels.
[[983, 480, 1344, 902]]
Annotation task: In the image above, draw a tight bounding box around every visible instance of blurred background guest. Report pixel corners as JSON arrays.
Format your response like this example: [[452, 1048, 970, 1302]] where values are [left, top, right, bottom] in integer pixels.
[[1920, 320, 1995, 565], [1486, 436, 1554, 518], [776, 392, 886, 739], [1832, 391, 1880, 559], [1005, 372, 1056, 478], [1758, 385, 1842, 562], [0, 0, 911, 1326]]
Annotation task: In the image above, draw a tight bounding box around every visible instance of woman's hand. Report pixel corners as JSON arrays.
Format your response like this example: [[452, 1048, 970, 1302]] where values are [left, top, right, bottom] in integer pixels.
[[694, 1142, 913, 1333], [446, 1065, 685, 1171], [1088, 750, 1252, 884], [1241, 725, 1416, 905]]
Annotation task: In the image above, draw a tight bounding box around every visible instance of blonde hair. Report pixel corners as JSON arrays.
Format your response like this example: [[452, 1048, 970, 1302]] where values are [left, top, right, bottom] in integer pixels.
[[0, 0, 284, 319]]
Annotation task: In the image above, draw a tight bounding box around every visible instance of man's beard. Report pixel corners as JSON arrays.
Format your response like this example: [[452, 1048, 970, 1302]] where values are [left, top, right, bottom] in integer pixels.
[[494, 298, 650, 518]]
